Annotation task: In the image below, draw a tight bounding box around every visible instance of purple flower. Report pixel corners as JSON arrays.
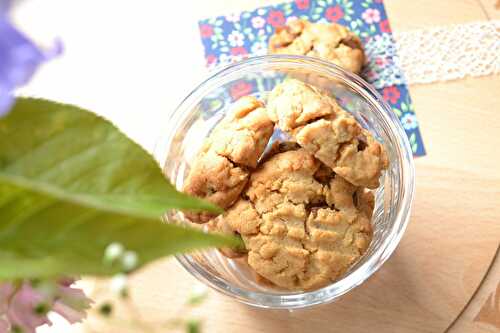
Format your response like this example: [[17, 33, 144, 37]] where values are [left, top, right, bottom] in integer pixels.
[[0, 279, 92, 333], [0, 5, 60, 117]]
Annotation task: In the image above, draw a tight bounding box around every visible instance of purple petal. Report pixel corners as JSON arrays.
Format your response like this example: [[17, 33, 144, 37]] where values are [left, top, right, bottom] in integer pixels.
[[0, 17, 47, 116], [0, 317, 10, 333], [52, 302, 86, 324], [6, 284, 52, 333], [56, 286, 93, 311], [0, 283, 14, 314]]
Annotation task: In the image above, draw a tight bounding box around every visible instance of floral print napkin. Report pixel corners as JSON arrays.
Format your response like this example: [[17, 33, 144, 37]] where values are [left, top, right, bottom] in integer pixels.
[[197, 0, 426, 156]]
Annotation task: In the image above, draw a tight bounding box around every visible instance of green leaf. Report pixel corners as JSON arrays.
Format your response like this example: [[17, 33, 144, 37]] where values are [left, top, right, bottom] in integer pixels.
[[392, 107, 402, 117], [410, 133, 416, 143], [401, 102, 408, 112], [0, 98, 238, 279]]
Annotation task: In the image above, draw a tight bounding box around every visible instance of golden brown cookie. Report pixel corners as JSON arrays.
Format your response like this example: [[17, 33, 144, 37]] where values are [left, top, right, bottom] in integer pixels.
[[212, 148, 374, 291], [246, 148, 325, 214], [267, 79, 388, 189], [183, 149, 249, 223], [268, 19, 365, 74], [209, 96, 275, 168], [183, 96, 274, 223]]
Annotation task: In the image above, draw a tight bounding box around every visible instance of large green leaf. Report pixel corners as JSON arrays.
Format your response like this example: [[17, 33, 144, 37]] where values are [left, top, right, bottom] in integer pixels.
[[0, 98, 235, 279], [0, 98, 221, 218]]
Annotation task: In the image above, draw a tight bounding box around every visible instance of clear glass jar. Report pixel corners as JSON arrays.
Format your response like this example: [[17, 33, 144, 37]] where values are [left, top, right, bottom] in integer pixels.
[[154, 55, 415, 309]]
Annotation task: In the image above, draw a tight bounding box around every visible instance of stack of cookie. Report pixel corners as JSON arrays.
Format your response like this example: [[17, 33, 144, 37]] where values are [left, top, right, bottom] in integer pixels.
[[182, 78, 388, 291]]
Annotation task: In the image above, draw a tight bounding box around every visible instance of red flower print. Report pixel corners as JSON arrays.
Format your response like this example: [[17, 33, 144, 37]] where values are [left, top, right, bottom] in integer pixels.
[[206, 54, 216, 66], [325, 6, 344, 23], [375, 0, 384, 3], [380, 19, 391, 33], [199, 24, 214, 39], [383, 86, 401, 104], [295, 0, 310, 10], [267, 10, 286, 28], [230, 47, 248, 56], [230, 81, 254, 100], [375, 57, 388, 67]]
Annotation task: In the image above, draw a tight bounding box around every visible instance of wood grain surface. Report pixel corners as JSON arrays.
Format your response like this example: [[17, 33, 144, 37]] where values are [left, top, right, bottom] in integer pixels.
[[113, 2, 500, 332], [17, 0, 498, 332]]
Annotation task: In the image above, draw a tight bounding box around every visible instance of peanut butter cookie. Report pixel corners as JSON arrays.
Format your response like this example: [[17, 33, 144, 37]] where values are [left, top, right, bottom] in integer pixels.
[[183, 96, 274, 222], [268, 19, 365, 74], [267, 79, 388, 188], [209, 148, 374, 290]]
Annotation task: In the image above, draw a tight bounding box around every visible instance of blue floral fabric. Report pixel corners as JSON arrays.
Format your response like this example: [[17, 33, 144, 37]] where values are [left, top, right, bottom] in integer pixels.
[[197, 0, 425, 156]]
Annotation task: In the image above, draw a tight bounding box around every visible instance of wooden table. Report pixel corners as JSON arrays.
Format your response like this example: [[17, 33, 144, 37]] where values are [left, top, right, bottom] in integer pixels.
[[16, 0, 500, 332]]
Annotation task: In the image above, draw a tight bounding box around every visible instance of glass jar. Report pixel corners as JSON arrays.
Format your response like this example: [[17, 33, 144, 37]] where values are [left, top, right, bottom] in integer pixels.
[[154, 55, 415, 309]]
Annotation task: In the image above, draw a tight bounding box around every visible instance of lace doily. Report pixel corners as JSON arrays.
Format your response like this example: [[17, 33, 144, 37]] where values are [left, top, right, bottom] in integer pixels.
[[362, 34, 406, 89], [395, 20, 500, 84]]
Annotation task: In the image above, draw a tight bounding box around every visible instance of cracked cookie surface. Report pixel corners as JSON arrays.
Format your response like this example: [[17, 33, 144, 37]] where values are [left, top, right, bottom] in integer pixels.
[[268, 79, 388, 188], [209, 148, 374, 290], [268, 19, 365, 74], [183, 96, 274, 222]]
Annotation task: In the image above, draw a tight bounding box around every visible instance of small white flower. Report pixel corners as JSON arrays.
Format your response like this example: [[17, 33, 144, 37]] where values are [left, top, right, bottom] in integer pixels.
[[226, 12, 240, 23], [251, 41, 267, 55], [104, 242, 124, 263], [110, 274, 128, 295], [121, 251, 138, 271], [190, 283, 207, 298], [187, 283, 208, 305], [401, 113, 418, 130], [251, 16, 266, 29], [228, 30, 245, 47]]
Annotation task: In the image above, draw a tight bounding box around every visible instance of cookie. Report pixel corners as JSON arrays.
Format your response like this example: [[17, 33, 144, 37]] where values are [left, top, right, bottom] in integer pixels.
[[183, 149, 249, 223], [183, 96, 274, 223], [209, 96, 275, 168], [268, 19, 365, 74], [212, 148, 374, 290], [245, 148, 325, 214], [267, 79, 388, 188]]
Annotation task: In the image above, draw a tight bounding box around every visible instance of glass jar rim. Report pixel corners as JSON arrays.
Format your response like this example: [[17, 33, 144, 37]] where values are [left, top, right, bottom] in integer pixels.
[[157, 55, 416, 309]]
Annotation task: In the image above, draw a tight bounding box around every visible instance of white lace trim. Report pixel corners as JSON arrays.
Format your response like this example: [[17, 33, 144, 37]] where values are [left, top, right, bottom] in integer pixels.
[[394, 20, 500, 84], [362, 34, 406, 88]]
